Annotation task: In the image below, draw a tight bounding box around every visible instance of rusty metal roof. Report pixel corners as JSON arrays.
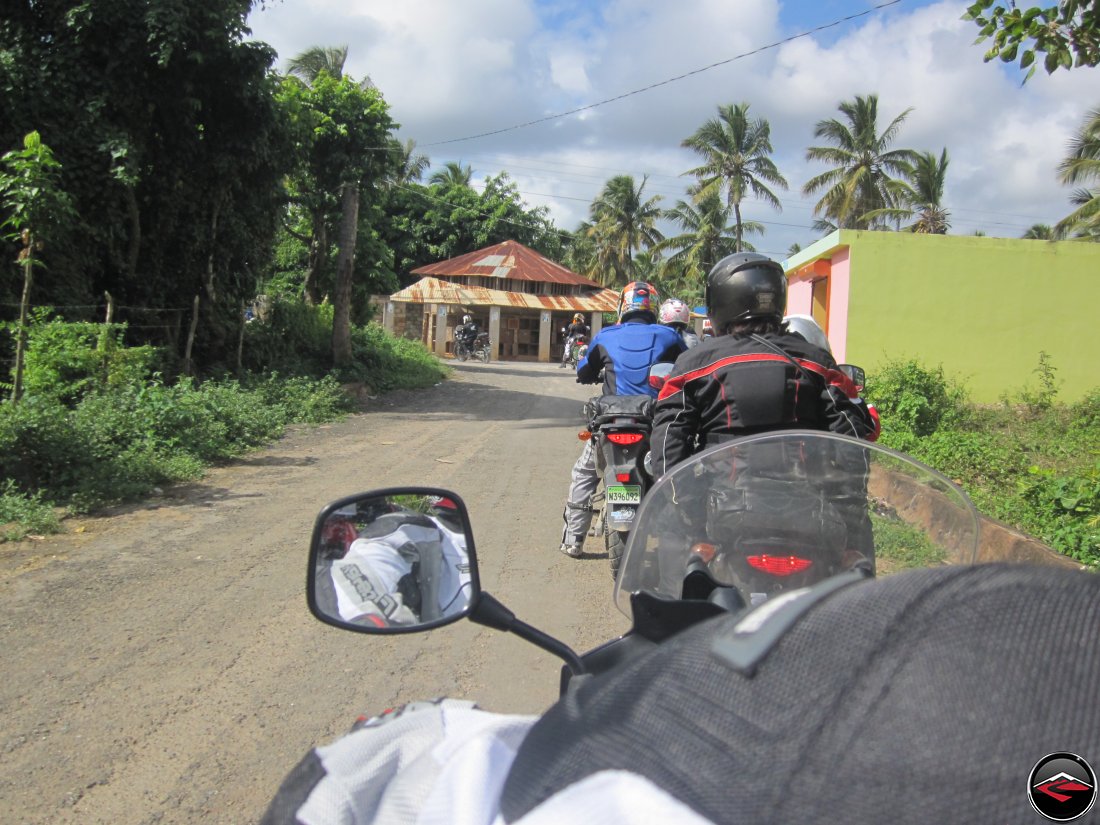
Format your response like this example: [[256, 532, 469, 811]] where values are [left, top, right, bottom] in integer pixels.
[[411, 239, 600, 287], [390, 276, 619, 313]]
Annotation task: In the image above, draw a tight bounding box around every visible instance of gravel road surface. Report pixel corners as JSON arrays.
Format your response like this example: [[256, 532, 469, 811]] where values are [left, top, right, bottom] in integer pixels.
[[0, 361, 629, 824]]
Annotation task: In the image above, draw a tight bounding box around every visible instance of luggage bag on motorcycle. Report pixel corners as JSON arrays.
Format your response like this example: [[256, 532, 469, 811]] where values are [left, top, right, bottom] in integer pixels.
[[583, 394, 654, 430]]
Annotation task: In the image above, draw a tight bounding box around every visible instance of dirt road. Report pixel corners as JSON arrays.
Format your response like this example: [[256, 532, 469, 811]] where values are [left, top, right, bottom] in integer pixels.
[[0, 362, 629, 824]]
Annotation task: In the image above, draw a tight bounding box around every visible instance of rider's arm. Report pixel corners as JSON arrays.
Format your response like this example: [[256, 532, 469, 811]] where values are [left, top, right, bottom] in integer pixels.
[[821, 385, 878, 441], [576, 338, 605, 384], [650, 369, 700, 478]]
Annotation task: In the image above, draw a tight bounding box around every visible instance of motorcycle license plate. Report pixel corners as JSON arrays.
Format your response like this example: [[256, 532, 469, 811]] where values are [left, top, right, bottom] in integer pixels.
[[606, 485, 641, 505]]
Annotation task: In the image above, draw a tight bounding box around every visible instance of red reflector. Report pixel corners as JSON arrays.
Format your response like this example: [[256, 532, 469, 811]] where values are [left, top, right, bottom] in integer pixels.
[[615, 472, 632, 483], [746, 555, 813, 577], [648, 375, 666, 390], [607, 432, 644, 445]]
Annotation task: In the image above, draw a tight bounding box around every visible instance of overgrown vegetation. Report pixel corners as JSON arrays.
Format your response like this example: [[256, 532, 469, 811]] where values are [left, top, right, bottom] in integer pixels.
[[865, 358, 1100, 565], [871, 511, 948, 570], [0, 315, 447, 540]]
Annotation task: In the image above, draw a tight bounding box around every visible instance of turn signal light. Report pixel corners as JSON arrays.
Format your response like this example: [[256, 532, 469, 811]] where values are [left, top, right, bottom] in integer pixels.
[[578, 430, 592, 441], [607, 432, 644, 445], [690, 542, 717, 563], [746, 554, 813, 577]]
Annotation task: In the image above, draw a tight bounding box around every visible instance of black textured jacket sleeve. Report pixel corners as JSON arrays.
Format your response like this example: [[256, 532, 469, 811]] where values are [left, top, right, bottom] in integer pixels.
[[650, 333, 876, 478]]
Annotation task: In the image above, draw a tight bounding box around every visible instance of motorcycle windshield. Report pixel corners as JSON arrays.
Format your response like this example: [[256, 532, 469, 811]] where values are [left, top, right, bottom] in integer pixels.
[[614, 430, 981, 617]]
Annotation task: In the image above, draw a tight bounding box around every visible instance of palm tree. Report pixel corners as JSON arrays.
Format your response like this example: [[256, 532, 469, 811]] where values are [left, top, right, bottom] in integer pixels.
[[682, 102, 788, 252], [389, 138, 430, 185], [428, 161, 474, 189], [287, 45, 349, 83], [905, 149, 951, 234], [1054, 107, 1100, 240], [865, 149, 951, 233], [588, 174, 664, 286], [802, 94, 920, 230], [654, 190, 745, 287], [1022, 223, 1054, 239]]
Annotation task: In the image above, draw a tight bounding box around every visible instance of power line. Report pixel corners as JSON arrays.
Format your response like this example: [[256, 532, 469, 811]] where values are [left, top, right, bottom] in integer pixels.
[[422, 0, 905, 147]]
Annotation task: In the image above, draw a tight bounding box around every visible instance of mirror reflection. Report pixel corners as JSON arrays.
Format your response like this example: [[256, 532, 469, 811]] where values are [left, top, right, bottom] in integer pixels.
[[312, 493, 474, 630]]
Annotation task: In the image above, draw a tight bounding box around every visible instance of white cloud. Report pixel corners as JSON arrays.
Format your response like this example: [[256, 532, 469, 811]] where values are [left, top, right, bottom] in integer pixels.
[[247, 0, 1097, 252]]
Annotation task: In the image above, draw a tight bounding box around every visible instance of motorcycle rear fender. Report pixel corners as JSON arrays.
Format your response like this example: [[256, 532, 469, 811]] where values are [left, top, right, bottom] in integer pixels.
[[599, 436, 647, 533]]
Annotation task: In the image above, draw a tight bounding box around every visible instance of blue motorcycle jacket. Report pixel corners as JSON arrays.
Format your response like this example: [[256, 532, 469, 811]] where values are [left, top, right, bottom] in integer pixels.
[[576, 319, 685, 397]]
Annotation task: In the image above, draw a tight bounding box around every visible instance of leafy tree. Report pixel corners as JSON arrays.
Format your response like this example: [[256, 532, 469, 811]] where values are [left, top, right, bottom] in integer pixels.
[[588, 175, 664, 286], [428, 161, 475, 189], [963, 0, 1100, 80], [681, 102, 788, 252], [0, 131, 76, 400], [1, 1, 291, 373], [277, 68, 397, 366], [1055, 106, 1100, 240], [381, 173, 563, 276], [803, 94, 920, 230], [562, 222, 600, 279]]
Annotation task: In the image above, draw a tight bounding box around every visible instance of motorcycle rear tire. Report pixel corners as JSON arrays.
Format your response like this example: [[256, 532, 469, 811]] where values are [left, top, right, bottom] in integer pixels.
[[606, 523, 627, 579], [455, 342, 470, 362], [478, 347, 490, 363]]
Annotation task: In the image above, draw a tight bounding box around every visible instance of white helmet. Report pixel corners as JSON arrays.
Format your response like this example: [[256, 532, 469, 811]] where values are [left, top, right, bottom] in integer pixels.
[[659, 298, 691, 327], [462, 314, 472, 325], [784, 314, 831, 354]]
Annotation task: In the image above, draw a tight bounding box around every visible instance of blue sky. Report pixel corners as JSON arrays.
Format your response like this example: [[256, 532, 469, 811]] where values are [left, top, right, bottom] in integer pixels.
[[246, 0, 1096, 258]]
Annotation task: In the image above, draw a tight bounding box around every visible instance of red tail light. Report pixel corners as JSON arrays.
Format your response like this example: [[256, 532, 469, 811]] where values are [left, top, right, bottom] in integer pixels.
[[648, 375, 666, 390], [746, 554, 813, 577], [615, 472, 632, 483], [607, 432, 644, 445]]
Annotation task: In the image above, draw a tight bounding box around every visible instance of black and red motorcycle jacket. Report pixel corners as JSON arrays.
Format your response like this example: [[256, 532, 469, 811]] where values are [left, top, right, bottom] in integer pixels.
[[650, 331, 878, 478]]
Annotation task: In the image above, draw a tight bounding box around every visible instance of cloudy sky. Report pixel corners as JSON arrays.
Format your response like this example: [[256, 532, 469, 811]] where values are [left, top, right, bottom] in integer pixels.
[[246, 0, 1097, 259]]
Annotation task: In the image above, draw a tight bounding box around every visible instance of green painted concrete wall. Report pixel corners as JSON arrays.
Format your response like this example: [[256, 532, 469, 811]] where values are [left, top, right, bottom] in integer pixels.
[[837, 231, 1098, 403]]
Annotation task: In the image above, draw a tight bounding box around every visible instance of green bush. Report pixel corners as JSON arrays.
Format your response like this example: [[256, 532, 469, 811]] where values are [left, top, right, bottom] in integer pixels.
[[248, 373, 352, 424], [0, 307, 445, 538], [3, 316, 159, 405], [865, 359, 969, 438], [340, 323, 448, 391], [242, 298, 334, 377], [1017, 463, 1100, 564], [0, 479, 61, 540], [0, 372, 353, 518]]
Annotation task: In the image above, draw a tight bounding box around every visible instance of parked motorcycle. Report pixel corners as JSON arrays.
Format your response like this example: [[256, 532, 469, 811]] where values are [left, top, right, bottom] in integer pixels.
[[455, 331, 491, 363], [306, 430, 980, 689]]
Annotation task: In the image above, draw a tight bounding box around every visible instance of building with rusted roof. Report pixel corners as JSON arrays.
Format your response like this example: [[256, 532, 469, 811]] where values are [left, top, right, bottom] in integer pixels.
[[382, 239, 618, 362]]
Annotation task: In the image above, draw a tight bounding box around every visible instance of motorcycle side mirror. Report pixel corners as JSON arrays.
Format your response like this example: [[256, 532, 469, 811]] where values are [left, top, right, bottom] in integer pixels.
[[307, 488, 480, 634], [649, 361, 674, 391], [308, 489, 586, 673], [838, 364, 866, 392]]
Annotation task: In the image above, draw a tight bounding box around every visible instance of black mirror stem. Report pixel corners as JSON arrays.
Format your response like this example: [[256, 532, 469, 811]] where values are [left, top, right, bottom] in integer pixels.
[[470, 592, 586, 676]]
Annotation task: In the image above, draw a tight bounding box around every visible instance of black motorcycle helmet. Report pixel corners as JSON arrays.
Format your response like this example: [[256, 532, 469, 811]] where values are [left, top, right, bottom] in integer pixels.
[[705, 252, 788, 332]]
